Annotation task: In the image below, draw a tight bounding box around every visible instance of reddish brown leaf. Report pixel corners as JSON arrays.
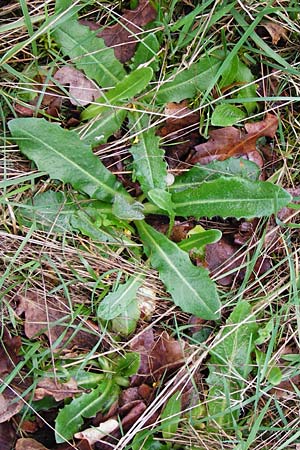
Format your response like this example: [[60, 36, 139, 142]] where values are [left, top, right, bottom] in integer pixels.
[[14, 291, 99, 349], [130, 329, 184, 385], [81, 0, 156, 63], [0, 328, 21, 376], [158, 101, 200, 166], [34, 377, 80, 402], [0, 389, 23, 423], [15, 438, 49, 450], [121, 401, 147, 431], [190, 114, 278, 165], [0, 422, 16, 450], [53, 67, 101, 106], [259, 21, 288, 45], [205, 239, 243, 286]]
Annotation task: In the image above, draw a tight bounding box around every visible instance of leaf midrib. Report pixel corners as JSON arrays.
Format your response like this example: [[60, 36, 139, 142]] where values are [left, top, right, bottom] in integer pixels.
[[18, 127, 122, 200], [139, 222, 215, 317]]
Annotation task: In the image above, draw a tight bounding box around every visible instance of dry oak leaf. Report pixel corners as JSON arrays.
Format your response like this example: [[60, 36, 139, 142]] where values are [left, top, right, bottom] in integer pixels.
[[260, 21, 288, 45], [190, 113, 278, 165], [53, 67, 102, 106], [81, 0, 156, 63]]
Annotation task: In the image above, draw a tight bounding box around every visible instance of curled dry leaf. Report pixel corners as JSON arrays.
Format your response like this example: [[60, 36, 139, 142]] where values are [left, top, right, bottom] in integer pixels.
[[15, 438, 49, 450], [130, 329, 184, 385], [34, 377, 80, 402], [53, 67, 102, 106], [190, 113, 278, 165], [259, 21, 288, 45], [74, 419, 119, 445], [81, 0, 156, 63]]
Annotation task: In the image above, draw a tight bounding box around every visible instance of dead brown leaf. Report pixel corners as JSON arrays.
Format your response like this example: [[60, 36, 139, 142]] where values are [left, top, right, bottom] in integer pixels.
[[0, 421, 15, 450], [81, 0, 156, 63], [205, 239, 242, 286], [15, 438, 49, 450], [34, 377, 80, 402], [53, 67, 101, 106], [14, 290, 99, 349], [260, 21, 288, 45], [75, 419, 119, 446], [0, 328, 21, 376], [130, 329, 185, 386], [190, 113, 278, 165], [158, 101, 200, 166], [0, 389, 23, 423]]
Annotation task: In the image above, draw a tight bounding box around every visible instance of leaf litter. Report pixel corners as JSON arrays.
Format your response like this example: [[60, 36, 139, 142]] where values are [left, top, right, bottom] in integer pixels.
[[1, 1, 300, 449]]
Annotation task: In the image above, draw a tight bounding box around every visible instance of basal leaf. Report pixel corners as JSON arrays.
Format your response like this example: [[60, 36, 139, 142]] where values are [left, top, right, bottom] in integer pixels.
[[8, 118, 128, 203], [52, 19, 126, 87], [111, 298, 140, 336], [170, 158, 260, 193], [17, 190, 76, 232], [112, 195, 145, 220], [79, 108, 127, 147], [160, 392, 181, 439], [115, 352, 140, 377], [131, 32, 160, 71], [148, 189, 174, 216], [55, 379, 119, 443], [98, 276, 143, 320], [172, 177, 292, 219], [81, 67, 153, 120], [211, 104, 246, 127], [207, 301, 257, 428], [151, 54, 221, 104], [235, 59, 257, 114], [129, 113, 167, 194], [136, 221, 220, 320]]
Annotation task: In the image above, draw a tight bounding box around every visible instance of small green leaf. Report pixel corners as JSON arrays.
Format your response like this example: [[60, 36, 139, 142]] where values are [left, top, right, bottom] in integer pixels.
[[136, 221, 220, 320], [8, 118, 128, 203], [235, 59, 257, 114], [170, 158, 260, 193], [178, 229, 222, 252], [112, 195, 145, 220], [161, 392, 181, 439], [53, 19, 125, 87], [115, 352, 140, 377], [207, 301, 258, 428], [81, 67, 153, 120], [267, 366, 282, 385], [172, 177, 292, 219], [129, 113, 167, 194], [98, 276, 143, 320], [55, 380, 119, 443], [211, 104, 246, 126]]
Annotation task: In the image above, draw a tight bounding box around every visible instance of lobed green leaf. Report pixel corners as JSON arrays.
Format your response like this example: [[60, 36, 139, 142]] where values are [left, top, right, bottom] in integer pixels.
[[172, 177, 292, 219], [8, 118, 128, 203], [136, 221, 220, 320]]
